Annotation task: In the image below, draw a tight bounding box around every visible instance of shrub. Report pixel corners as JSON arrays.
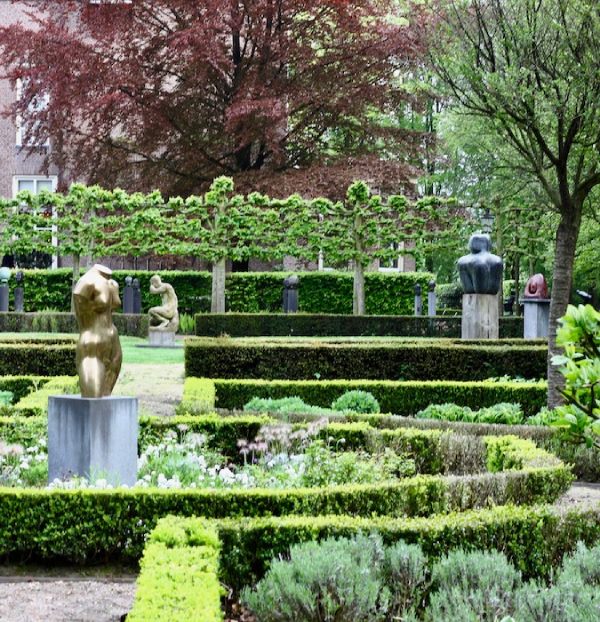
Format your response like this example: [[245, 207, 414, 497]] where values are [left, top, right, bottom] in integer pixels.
[[211, 378, 547, 416], [128, 516, 223, 622], [13, 376, 79, 416], [176, 377, 216, 414], [185, 338, 547, 381], [194, 312, 525, 338], [242, 535, 414, 622], [0, 392, 12, 406], [243, 396, 335, 417], [332, 390, 380, 414], [426, 549, 521, 621], [0, 343, 75, 376]]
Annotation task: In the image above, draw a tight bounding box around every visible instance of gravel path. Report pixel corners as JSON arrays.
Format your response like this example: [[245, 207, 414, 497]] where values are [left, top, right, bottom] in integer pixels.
[[115, 362, 184, 417], [556, 481, 600, 510], [0, 578, 136, 622]]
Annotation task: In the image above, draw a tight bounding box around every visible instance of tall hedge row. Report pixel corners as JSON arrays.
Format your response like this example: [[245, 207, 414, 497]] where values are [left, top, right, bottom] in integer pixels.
[[185, 339, 547, 381], [195, 313, 525, 338], [8, 269, 432, 315]]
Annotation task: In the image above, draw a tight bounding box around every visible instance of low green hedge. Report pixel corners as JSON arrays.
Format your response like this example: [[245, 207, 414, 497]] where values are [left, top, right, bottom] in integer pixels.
[[195, 313, 524, 338], [185, 338, 547, 381], [0, 344, 75, 376], [214, 506, 600, 589], [0, 376, 54, 403], [128, 516, 223, 622], [12, 376, 79, 416], [208, 378, 547, 416], [0, 312, 148, 337], [7, 269, 433, 315]]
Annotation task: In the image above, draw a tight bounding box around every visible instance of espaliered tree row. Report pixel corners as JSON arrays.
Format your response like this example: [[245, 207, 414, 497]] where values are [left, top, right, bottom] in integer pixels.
[[0, 179, 465, 314]]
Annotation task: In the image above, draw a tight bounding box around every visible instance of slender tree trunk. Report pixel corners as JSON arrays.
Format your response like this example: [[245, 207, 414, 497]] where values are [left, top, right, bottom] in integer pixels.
[[211, 258, 227, 313], [514, 254, 520, 316], [547, 211, 581, 408], [70, 253, 80, 312], [353, 261, 365, 315]]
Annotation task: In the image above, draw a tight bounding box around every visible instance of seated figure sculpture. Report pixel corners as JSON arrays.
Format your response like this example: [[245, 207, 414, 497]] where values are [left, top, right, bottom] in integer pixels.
[[457, 234, 503, 295], [148, 274, 179, 333], [73, 264, 122, 397]]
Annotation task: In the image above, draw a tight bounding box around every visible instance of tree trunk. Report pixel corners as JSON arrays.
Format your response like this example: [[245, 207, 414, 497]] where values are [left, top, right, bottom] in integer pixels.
[[353, 261, 365, 315], [70, 253, 80, 312], [513, 253, 520, 316], [547, 212, 581, 408], [211, 258, 227, 313]]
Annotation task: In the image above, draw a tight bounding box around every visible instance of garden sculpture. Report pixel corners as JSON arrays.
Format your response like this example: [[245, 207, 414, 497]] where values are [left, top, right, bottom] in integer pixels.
[[457, 234, 503, 295], [524, 274, 549, 299], [148, 274, 179, 332], [73, 264, 122, 397]]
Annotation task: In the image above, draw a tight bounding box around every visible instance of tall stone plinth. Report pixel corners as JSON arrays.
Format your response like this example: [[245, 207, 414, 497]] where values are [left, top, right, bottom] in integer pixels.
[[461, 294, 499, 339], [148, 331, 176, 347], [523, 299, 550, 338], [48, 395, 138, 486]]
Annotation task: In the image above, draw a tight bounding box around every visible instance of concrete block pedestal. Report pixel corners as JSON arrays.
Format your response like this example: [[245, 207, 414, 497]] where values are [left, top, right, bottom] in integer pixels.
[[523, 299, 551, 338], [461, 293, 499, 339], [48, 395, 138, 486], [148, 331, 176, 347]]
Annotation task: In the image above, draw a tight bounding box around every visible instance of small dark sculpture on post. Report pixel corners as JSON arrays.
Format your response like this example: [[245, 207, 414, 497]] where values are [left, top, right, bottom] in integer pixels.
[[524, 274, 549, 299], [457, 234, 503, 295]]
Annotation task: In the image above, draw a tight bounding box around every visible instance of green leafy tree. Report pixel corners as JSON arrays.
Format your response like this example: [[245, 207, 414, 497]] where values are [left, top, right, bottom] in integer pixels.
[[552, 304, 600, 448], [430, 0, 600, 406]]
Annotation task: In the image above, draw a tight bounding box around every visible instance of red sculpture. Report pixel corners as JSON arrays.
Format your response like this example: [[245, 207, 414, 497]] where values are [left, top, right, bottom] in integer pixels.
[[524, 274, 549, 299]]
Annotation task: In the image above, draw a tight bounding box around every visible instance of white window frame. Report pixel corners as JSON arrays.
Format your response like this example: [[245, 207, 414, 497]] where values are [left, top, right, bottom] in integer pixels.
[[15, 79, 50, 148], [12, 175, 58, 269], [379, 241, 406, 273]]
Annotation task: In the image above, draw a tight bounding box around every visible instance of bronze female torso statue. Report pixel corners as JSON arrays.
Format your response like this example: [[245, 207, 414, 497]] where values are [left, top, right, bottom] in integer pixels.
[[73, 264, 122, 397]]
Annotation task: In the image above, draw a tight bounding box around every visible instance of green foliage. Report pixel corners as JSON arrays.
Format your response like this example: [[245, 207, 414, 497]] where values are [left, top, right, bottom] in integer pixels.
[[416, 402, 524, 425], [426, 549, 521, 621], [211, 377, 548, 416], [0, 312, 147, 336], [178, 313, 195, 335], [185, 338, 547, 381], [244, 396, 335, 417], [0, 343, 75, 376], [0, 392, 12, 407], [332, 391, 380, 414], [552, 304, 600, 448], [176, 378, 216, 415], [242, 534, 424, 622], [13, 376, 79, 416], [128, 516, 223, 622], [195, 312, 525, 337], [484, 435, 562, 472]]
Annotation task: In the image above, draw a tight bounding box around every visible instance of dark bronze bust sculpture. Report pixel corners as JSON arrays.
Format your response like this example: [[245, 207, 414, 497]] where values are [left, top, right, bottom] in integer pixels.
[[523, 274, 549, 299], [457, 234, 503, 295]]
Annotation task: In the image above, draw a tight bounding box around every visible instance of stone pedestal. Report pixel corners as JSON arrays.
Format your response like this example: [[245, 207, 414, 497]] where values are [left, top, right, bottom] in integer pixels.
[[14, 287, 24, 312], [0, 286, 8, 312], [427, 291, 436, 317], [149, 330, 176, 347], [523, 299, 551, 338], [48, 395, 138, 486], [461, 293, 499, 339]]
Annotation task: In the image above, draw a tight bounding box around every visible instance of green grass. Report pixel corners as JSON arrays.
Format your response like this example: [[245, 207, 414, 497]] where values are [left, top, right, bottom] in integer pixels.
[[0, 333, 184, 365]]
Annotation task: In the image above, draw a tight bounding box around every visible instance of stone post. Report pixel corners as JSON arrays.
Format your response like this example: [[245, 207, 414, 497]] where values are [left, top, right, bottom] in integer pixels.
[[283, 275, 299, 313], [0, 267, 10, 312], [14, 271, 24, 312], [123, 276, 134, 314], [461, 294, 499, 339], [522, 274, 551, 338], [132, 278, 142, 314], [414, 283, 422, 316], [427, 280, 436, 316]]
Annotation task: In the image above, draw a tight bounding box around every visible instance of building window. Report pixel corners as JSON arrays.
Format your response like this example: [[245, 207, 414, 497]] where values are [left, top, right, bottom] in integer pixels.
[[12, 176, 58, 269], [379, 242, 406, 273], [15, 79, 50, 148]]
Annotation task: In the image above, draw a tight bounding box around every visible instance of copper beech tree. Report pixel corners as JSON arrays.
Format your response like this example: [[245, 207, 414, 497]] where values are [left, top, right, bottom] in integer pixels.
[[0, 0, 431, 196]]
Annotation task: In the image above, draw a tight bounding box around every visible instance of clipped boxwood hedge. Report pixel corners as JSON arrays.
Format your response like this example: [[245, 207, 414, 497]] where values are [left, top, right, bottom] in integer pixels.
[[0, 344, 75, 376], [185, 338, 547, 381], [128, 517, 223, 622], [8, 269, 433, 316], [0, 312, 148, 337], [125, 507, 600, 618], [208, 378, 547, 416], [195, 313, 525, 338]]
